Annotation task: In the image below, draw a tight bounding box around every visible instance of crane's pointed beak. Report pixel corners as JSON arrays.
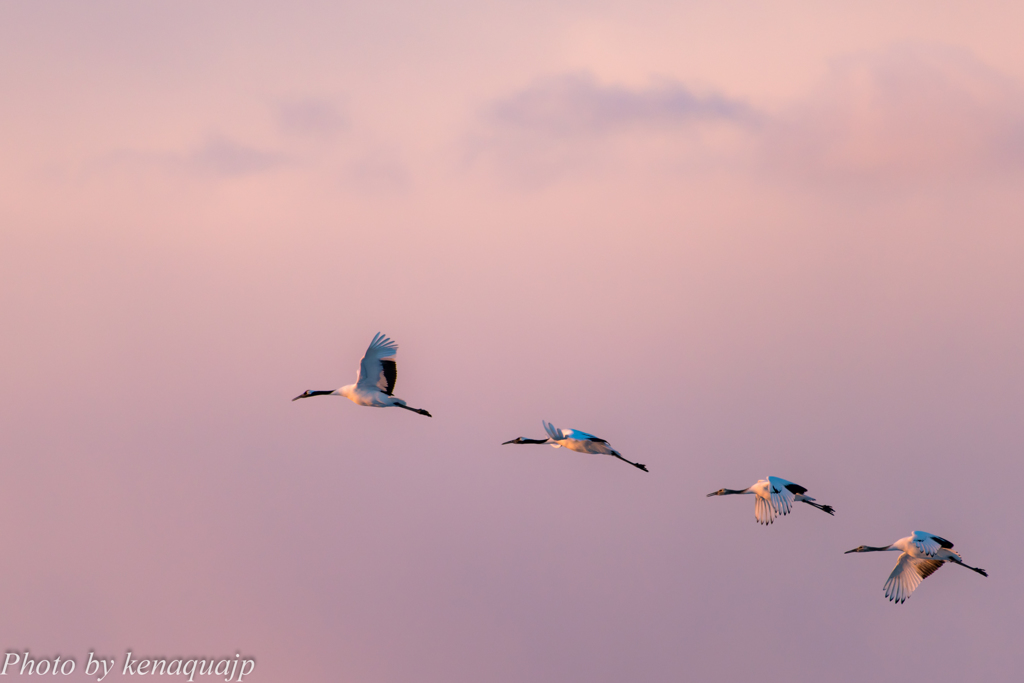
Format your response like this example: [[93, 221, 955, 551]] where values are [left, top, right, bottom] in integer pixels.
[[501, 439, 516, 445], [844, 548, 859, 554], [292, 393, 307, 401]]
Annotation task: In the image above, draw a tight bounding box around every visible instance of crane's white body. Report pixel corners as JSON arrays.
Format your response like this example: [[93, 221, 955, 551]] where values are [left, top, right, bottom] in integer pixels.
[[543, 422, 618, 455], [338, 383, 403, 407], [339, 334, 404, 407], [293, 333, 431, 416], [707, 476, 834, 525], [846, 531, 987, 603], [747, 479, 778, 525]]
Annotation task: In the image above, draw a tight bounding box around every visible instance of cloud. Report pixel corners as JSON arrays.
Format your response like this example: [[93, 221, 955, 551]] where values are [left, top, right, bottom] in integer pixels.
[[469, 50, 1024, 188], [485, 72, 755, 136], [764, 45, 1024, 182], [277, 98, 348, 137], [87, 135, 288, 182], [469, 73, 756, 185], [343, 150, 411, 194], [188, 135, 287, 176]]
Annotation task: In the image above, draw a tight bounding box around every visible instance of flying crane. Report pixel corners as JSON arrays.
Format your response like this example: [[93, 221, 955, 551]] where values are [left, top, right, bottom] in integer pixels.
[[502, 421, 647, 471], [845, 531, 987, 603], [293, 332, 432, 416]]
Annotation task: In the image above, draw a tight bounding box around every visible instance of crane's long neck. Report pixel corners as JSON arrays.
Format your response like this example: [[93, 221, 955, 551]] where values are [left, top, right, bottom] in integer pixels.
[[707, 487, 754, 498], [293, 389, 339, 401]]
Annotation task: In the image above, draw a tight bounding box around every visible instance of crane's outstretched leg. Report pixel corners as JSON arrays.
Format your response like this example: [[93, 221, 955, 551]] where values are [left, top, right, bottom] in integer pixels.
[[800, 500, 835, 516], [612, 453, 648, 472], [395, 404, 432, 417], [949, 558, 988, 577]]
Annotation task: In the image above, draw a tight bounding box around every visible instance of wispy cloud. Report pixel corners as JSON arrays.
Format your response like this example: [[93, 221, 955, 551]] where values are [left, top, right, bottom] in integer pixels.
[[188, 135, 287, 176], [764, 45, 1024, 183], [485, 72, 755, 135], [469, 73, 756, 185], [471, 50, 1024, 188], [343, 150, 411, 194], [277, 98, 348, 137]]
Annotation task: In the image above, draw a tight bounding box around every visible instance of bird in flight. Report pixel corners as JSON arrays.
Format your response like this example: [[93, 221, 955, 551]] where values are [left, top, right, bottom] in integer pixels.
[[845, 531, 987, 603], [707, 476, 834, 525], [292, 332, 432, 416], [502, 421, 647, 471]]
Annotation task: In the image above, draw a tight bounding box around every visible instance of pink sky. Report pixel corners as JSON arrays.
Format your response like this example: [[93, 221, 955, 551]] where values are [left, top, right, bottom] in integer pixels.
[[1, 2, 1023, 681]]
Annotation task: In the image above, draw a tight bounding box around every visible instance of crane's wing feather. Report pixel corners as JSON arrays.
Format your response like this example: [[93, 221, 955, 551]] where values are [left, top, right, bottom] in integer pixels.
[[767, 476, 797, 516], [561, 428, 603, 442], [355, 332, 399, 393], [884, 554, 944, 603], [912, 531, 952, 557], [379, 360, 397, 395], [754, 494, 776, 525], [543, 421, 566, 441]]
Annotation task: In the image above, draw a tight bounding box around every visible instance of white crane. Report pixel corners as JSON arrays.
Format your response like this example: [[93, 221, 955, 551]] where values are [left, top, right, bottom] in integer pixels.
[[845, 531, 987, 603], [502, 421, 647, 471], [292, 332, 432, 416], [706, 476, 834, 525]]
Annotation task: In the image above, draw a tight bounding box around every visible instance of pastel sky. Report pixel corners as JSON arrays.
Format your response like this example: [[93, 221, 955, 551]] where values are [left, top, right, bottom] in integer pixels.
[[2, 2, 1023, 681]]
